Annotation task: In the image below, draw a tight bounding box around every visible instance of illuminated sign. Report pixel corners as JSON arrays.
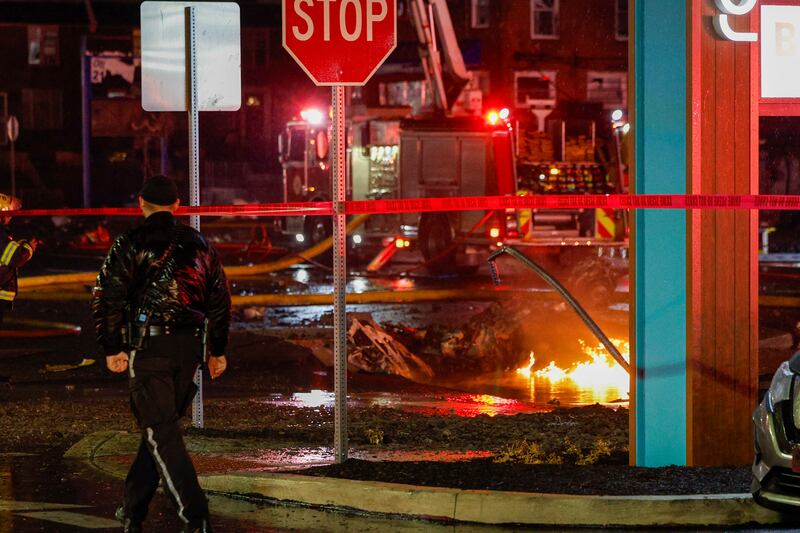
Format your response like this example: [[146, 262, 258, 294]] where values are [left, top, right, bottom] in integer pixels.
[[713, 0, 758, 42], [762, 6, 800, 98]]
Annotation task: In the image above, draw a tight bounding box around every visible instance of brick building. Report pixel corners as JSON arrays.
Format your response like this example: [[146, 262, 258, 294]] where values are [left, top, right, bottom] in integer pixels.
[[374, 0, 628, 124], [0, 0, 628, 207]]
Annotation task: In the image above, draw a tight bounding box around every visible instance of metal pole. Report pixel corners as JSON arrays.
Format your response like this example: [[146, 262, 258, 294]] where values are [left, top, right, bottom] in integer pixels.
[[186, 6, 204, 429], [9, 140, 14, 198], [488, 246, 630, 374], [80, 35, 91, 208], [332, 85, 348, 463]]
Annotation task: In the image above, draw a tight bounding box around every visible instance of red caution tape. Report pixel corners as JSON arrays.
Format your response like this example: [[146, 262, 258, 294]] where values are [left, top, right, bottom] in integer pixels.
[[8, 194, 800, 217], [9, 202, 332, 217], [347, 194, 800, 213]]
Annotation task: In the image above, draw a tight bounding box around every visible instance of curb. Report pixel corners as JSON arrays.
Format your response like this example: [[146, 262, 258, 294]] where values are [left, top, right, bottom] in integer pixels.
[[200, 472, 783, 528], [67, 432, 785, 528]]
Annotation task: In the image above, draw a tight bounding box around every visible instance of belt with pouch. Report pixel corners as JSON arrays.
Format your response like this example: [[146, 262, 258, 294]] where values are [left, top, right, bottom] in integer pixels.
[[146, 324, 203, 337], [123, 324, 203, 340]]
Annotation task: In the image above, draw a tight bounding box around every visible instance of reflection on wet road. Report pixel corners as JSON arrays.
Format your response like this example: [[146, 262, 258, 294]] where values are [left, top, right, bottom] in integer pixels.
[[273, 389, 551, 417], [3, 452, 506, 532]]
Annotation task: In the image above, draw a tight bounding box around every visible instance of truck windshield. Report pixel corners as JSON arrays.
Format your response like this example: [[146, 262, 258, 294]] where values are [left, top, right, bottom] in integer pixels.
[[287, 129, 306, 162]]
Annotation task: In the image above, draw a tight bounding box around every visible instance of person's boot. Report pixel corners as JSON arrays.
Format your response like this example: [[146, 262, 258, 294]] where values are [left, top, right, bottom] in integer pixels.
[[115, 505, 143, 533]]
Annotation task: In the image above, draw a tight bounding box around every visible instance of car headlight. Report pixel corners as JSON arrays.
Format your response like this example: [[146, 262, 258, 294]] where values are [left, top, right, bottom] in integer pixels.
[[767, 361, 794, 412]]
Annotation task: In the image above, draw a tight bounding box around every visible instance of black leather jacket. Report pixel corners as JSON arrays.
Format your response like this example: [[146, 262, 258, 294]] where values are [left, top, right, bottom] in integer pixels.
[[92, 212, 230, 357]]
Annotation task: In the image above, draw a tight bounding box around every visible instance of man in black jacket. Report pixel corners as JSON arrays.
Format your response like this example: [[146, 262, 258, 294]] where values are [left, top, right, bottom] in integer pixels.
[[92, 175, 230, 533], [0, 194, 37, 329]]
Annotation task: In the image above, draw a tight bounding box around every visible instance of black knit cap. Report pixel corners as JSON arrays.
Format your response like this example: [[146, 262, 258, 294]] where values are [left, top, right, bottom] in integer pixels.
[[139, 175, 178, 206]]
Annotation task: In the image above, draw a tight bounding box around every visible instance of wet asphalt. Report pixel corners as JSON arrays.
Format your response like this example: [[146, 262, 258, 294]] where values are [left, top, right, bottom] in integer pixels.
[[3, 451, 515, 532], [4, 449, 797, 533]]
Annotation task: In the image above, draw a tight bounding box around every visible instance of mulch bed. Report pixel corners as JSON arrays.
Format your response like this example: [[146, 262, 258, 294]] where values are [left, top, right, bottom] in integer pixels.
[[297, 458, 753, 496]]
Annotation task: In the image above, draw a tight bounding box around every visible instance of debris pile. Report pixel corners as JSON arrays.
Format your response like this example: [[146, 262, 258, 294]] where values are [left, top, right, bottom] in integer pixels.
[[348, 315, 434, 382], [295, 300, 537, 382], [295, 313, 434, 383], [388, 299, 533, 375]]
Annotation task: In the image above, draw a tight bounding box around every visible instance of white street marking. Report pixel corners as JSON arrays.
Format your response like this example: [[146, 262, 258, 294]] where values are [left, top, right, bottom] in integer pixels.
[[0, 500, 88, 512], [17, 510, 120, 529]]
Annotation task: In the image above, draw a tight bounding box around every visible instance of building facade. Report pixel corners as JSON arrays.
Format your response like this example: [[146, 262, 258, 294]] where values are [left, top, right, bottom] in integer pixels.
[[0, 1, 628, 206]]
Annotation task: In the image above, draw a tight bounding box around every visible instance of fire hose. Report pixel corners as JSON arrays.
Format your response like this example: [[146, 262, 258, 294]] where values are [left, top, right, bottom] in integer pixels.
[[488, 245, 630, 374], [17, 214, 370, 289], [19, 286, 593, 306], [225, 214, 369, 277]]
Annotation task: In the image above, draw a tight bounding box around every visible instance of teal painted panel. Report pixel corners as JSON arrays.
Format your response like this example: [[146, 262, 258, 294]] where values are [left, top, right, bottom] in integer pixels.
[[634, 0, 687, 467]]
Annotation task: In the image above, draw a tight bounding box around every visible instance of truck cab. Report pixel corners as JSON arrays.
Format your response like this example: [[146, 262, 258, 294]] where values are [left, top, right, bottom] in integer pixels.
[[277, 108, 404, 255]]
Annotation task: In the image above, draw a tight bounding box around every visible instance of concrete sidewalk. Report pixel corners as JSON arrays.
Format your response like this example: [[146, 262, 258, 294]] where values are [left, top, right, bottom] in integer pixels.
[[66, 431, 785, 528]]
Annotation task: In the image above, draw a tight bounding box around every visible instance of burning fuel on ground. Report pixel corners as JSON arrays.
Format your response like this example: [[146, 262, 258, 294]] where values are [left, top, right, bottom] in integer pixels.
[[515, 339, 630, 405]]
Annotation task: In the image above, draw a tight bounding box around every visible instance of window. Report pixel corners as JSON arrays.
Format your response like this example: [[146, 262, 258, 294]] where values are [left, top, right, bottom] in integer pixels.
[[350, 87, 364, 105], [243, 29, 269, 70], [586, 71, 627, 109], [379, 80, 431, 115], [531, 0, 558, 39], [471, 0, 490, 29], [27, 25, 60, 66], [288, 128, 306, 162], [22, 89, 62, 130], [515, 71, 557, 108], [615, 0, 629, 41]]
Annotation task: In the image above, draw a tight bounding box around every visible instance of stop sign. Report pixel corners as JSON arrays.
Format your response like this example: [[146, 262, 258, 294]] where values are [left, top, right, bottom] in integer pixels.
[[283, 0, 397, 86]]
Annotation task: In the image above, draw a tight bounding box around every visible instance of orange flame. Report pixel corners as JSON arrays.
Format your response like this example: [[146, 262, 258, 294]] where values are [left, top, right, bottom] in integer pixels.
[[515, 353, 535, 378], [535, 360, 569, 382], [516, 339, 630, 402]]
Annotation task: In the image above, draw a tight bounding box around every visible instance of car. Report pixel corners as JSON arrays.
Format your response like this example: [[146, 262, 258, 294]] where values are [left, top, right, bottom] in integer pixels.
[[753, 352, 800, 510]]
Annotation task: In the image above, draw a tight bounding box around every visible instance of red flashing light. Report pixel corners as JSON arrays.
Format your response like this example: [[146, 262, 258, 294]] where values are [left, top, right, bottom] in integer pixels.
[[486, 111, 500, 126]]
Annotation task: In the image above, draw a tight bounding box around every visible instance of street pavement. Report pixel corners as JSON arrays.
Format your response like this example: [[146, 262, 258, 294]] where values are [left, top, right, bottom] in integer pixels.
[[1, 449, 798, 532]]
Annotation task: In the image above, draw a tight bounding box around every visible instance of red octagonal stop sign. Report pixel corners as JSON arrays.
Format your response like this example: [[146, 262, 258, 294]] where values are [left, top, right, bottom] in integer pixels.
[[283, 0, 397, 86]]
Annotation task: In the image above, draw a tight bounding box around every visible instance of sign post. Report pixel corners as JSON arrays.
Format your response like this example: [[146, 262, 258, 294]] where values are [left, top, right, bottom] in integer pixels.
[[186, 5, 203, 428], [283, 0, 397, 463], [331, 85, 347, 464], [140, 1, 241, 428], [6, 116, 18, 198]]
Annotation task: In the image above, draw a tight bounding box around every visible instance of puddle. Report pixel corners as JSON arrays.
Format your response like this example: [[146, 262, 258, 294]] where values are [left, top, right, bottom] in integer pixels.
[[259, 389, 552, 416]]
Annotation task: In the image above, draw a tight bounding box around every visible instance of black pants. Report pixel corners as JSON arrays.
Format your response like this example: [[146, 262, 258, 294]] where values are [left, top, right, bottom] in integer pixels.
[[124, 334, 207, 526]]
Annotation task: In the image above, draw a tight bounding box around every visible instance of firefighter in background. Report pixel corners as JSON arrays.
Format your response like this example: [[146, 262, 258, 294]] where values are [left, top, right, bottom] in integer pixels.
[[0, 194, 37, 329], [93, 175, 230, 533]]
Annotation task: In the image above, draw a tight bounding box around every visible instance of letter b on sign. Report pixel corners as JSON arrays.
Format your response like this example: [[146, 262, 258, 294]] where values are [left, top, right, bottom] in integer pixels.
[[283, 0, 397, 86], [776, 22, 796, 56]]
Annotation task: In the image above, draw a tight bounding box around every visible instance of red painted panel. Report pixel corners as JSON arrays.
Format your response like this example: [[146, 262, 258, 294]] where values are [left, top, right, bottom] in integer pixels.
[[688, 0, 759, 466]]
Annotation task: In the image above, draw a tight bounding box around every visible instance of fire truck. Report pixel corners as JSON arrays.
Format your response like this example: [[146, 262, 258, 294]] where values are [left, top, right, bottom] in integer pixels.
[[276, 0, 628, 297]]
